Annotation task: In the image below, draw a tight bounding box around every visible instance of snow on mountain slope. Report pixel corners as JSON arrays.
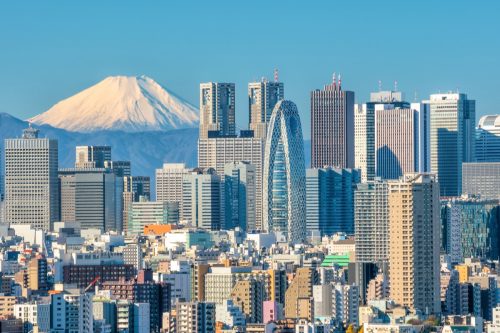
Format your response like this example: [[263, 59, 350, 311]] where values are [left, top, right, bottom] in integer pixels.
[[29, 75, 199, 132]]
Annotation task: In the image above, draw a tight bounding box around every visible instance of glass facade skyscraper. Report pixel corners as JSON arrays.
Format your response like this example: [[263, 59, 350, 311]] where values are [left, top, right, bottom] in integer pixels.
[[263, 100, 306, 243], [306, 167, 360, 236]]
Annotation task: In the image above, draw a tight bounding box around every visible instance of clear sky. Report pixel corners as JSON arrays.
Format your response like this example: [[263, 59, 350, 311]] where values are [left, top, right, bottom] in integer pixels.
[[0, 1, 499, 138]]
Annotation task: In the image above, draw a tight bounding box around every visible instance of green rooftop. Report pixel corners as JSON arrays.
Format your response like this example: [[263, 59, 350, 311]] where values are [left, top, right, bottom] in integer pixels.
[[321, 254, 350, 267]]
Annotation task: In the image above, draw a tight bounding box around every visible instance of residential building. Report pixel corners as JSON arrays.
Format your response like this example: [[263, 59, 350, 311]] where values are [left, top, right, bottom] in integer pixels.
[[4, 126, 59, 231], [50, 289, 93, 333], [284, 268, 318, 320], [176, 301, 215, 333], [263, 100, 306, 243], [311, 75, 355, 169], [388, 173, 441, 314], [331, 283, 360, 326], [354, 180, 389, 264]]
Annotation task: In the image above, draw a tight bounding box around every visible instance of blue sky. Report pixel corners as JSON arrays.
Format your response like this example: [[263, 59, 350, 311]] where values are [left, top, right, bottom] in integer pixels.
[[0, 1, 499, 138]]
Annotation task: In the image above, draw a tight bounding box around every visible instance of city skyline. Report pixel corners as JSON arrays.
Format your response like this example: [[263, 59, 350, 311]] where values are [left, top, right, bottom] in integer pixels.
[[1, 1, 499, 138]]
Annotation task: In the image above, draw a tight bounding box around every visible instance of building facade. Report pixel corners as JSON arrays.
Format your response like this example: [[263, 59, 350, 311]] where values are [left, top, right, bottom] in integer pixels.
[[224, 161, 256, 231], [306, 167, 360, 236], [248, 79, 284, 140], [462, 162, 500, 199], [311, 77, 355, 169], [199, 82, 235, 139], [427, 93, 475, 196], [476, 115, 500, 162], [263, 100, 306, 243], [4, 126, 59, 231], [75, 145, 111, 168]]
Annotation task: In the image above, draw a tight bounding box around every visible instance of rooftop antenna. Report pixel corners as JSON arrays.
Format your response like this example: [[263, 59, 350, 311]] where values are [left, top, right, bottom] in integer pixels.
[[394, 80, 398, 92], [378, 80, 382, 92], [338, 73, 342, 89], [414, 91, 418, 102], [332, 72, 337, 87], [274, 68, 279, 83]]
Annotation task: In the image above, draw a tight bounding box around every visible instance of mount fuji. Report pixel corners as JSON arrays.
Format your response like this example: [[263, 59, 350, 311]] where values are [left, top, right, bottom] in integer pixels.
[[29, 75, 199, 133]]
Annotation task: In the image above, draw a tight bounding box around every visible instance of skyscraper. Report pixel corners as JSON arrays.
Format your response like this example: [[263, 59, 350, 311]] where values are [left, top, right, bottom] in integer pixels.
[[311, 75, 354, 169], [182, 168, 224, 230], [198, 136, 264, 230], [59, 168, 120, 231], [248, 79, 284, 139], [224, 161, 256, 231], [123, 176, 151, 233], [4, 126, 59, 231], [199, 82, 235, 139], [306, 167, 360, 236], [355, 91, 410, 182], [388, 173, 441, 314], [427, 93, 475, 196], [375, 102, 430, 179], [155, 163, 190, 206], [354, 180, 389, 264], [476, 115, 500, 162], [263, 100, 306, 243], [75, 146, 111, 168]]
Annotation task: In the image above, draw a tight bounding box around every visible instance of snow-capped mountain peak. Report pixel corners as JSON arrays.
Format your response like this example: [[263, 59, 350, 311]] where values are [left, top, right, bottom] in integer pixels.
[[29, 75, 199, 133]]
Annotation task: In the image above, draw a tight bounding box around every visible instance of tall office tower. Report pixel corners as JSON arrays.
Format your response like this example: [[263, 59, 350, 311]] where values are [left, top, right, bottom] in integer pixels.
[[375, 102, 430, 179], [476, 115, 500, 162], [355, 92, 410, 182], [263, 100, 306, 243], [104, 160, 131, 177], [199, 82, 236, 139], [462, 162, 500, 199], [388, 173, 441, 314], [354, 180, 389, 264], [59, 168, 120, 231], [182, 168, 224, 230], [284, 267, 319, 321], [123, 176, 151, 233], [306, 168, 360, 236], [248, 79, 284, 139], [4, 126, 59, 231], [441, 196, 500, 263], [198, 136, 264, 230], [427, 93, 475, 196], [311, 75, 355, 169], [224, 161, 256, 231], [75, 145, 111, 168], [176, 301, 215, 333]]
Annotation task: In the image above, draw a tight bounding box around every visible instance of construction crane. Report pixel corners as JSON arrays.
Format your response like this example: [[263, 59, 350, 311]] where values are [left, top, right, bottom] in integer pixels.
[[84, 276, 100, 293]]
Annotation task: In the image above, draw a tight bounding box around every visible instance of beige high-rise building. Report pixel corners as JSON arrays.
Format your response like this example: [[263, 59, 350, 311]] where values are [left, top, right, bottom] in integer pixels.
[[231, 279, 264, 323], [284, 267, 318, 320], [248, 80, 284, 139], [388, 173, 441, 314], [199, 82, 235, 139]]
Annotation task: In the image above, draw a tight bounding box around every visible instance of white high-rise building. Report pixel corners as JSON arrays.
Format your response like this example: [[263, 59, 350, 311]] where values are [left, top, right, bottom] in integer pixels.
[[182, 168, 224, 230], [14, 302, 51, 332], [4, 126, 59, 231], [123, 243, 143, 271], [248, 79, 284, 140], [155, 163, 190, 211], [51, 289, 93, 333], [263, 100, 306, 243], [427, 93, 475, 196], [199, 82, 236, 139], [331, 283, 359, 326], [198, 136, 264, 230]]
